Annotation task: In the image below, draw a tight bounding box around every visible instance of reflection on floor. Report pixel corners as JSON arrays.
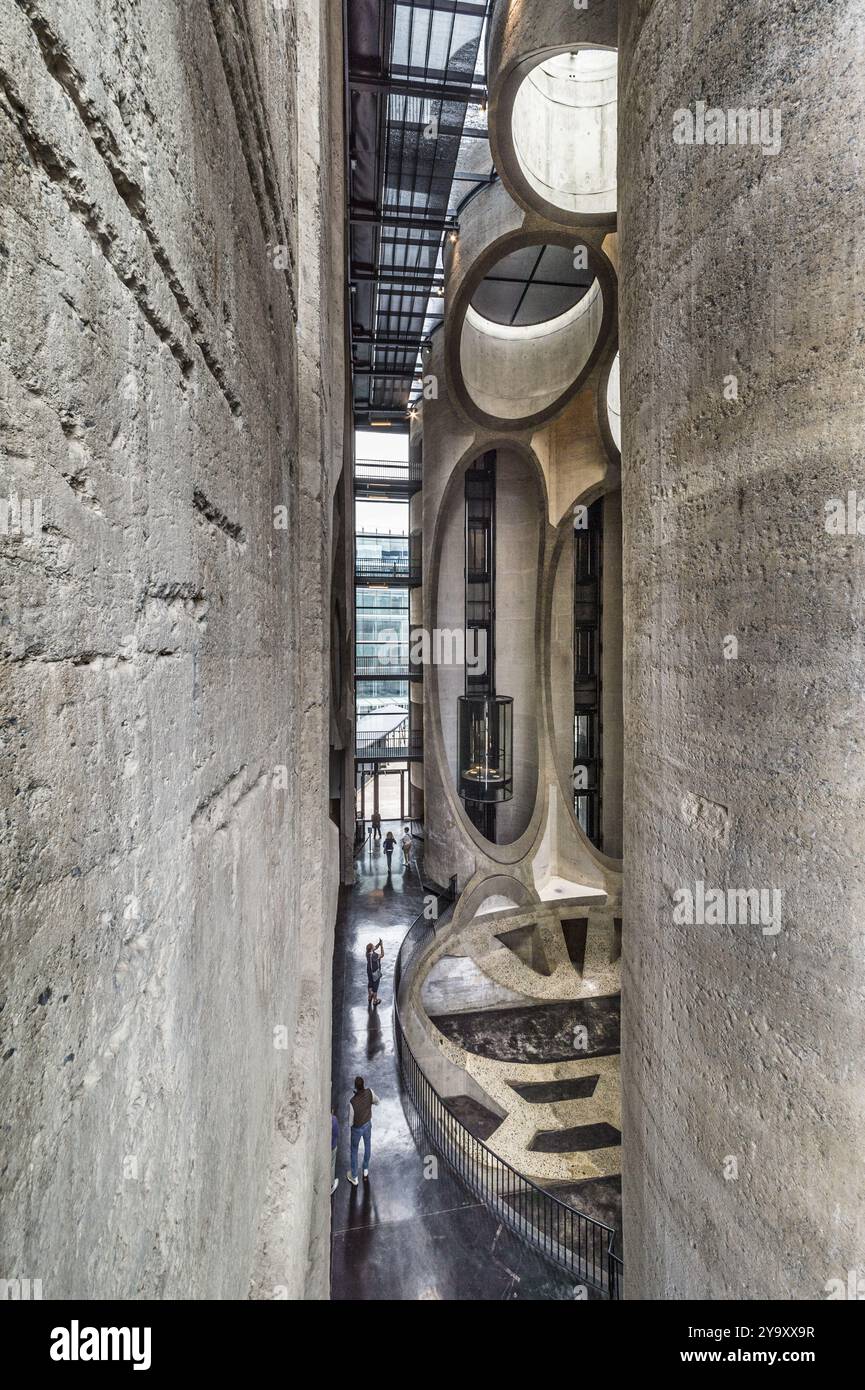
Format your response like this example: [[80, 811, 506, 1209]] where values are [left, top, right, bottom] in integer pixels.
[[330, 831, 578, 1300]]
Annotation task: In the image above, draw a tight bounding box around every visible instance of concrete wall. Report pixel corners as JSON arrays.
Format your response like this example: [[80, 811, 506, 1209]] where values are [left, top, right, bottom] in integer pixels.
[[0, 0, 343, 1299], [620, 0, 865, 1298]]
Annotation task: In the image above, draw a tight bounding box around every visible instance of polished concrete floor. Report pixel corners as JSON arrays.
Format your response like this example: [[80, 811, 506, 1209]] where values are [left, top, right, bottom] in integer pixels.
[[329, 829, 580, 1300]]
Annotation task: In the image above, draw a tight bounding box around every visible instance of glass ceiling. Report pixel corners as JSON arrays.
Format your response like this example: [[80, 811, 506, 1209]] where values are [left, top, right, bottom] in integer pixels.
[[347, 0, 494, 427]]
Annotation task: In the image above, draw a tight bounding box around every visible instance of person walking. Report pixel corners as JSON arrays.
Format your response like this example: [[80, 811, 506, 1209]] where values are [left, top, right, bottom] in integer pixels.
[[366, 938, 384, 1008], [383, 829, 395, 874], [347, 1075, 379, 1186], [401, 825, 413, 866], [371, 809, 382, 840], [331, 1108, 339, 1195]]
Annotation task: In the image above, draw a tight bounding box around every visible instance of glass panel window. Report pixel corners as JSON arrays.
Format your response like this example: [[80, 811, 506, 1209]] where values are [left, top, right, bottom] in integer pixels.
[[574, 499, 603, 848], [467, 519, 490, 579]]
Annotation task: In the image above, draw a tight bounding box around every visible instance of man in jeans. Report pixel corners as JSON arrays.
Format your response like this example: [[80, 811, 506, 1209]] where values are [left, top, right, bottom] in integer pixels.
[[347, 1074, 379, 1186]]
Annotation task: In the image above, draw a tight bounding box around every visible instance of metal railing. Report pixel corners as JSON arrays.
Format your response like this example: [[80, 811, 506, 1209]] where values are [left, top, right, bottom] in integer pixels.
[[392, 895, 623, 1299], [354, 459, 422, 490], [392, 883, 455, 1006], [355, 558, 422, 585], [355, 533, 422, 585], [356, 725, 423, 761]]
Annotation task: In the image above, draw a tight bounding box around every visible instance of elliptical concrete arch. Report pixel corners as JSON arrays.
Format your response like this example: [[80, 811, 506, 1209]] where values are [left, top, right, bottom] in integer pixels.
[[419, 305, 623, 903]]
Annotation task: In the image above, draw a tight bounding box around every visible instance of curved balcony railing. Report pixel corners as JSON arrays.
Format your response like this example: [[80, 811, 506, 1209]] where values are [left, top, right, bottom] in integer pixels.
[[393, 895, 623, 1299]]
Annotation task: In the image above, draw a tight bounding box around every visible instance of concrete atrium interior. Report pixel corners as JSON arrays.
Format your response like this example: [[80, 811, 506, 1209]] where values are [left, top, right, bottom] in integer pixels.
[[1, 0, 863, 1321]]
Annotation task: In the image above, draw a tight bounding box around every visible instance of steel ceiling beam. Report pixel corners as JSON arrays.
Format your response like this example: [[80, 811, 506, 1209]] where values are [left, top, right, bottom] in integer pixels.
[[351, 367, 419, 378], [387, 0, 487, 15], [352, 270, 443, 286], [349, 73, 486, 104], [349, 208, 459, 229]]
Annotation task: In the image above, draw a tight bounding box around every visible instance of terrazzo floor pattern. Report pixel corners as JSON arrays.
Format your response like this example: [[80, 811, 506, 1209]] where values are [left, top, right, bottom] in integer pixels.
[[329, 829, 581, 1301], [421, 944, 623, 1245]]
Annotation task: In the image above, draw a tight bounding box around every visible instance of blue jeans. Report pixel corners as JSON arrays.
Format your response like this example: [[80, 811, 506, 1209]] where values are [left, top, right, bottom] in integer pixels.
[[350, 1122, 371, 1179]]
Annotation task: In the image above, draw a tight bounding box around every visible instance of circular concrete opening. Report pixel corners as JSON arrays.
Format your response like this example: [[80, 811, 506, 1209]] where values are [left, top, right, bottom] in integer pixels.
[[459, 243, 604, 425], [607, 351, 620, 451], [511, 49, 617, 220]]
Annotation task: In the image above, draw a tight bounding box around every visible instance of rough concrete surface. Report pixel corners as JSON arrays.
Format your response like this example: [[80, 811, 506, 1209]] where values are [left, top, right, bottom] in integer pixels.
[[487, 0, 619, 228], [620, 0, 865, 1299], [0, 0, 344, 1299]]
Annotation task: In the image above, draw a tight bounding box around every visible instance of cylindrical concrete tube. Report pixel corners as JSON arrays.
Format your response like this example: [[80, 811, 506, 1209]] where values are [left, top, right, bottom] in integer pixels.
[[620, 0, 865, 1298], [487, 0, 618, 228], [599, 349, 621, 460], [444, 180, 616, 432]]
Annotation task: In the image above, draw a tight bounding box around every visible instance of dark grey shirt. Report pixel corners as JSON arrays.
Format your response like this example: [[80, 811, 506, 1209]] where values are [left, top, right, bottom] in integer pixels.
[[349, 1088, 379, 1128]]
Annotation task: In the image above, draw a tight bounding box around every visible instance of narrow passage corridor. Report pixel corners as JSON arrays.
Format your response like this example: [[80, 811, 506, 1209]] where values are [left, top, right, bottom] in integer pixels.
[[329, 826, 576, 1300]]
